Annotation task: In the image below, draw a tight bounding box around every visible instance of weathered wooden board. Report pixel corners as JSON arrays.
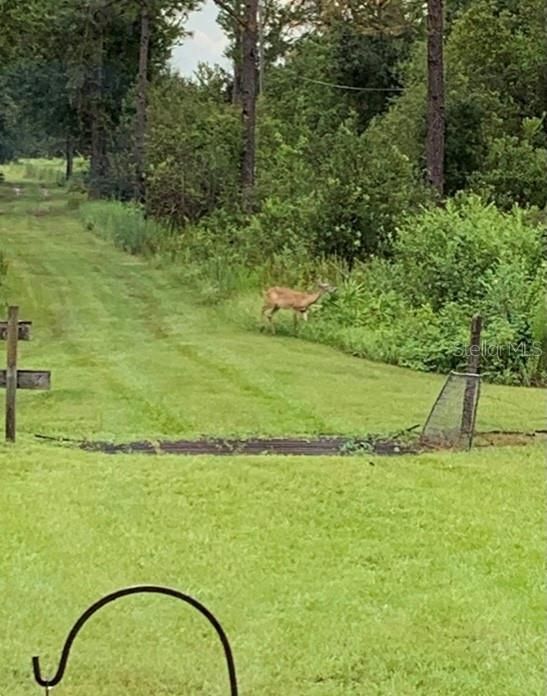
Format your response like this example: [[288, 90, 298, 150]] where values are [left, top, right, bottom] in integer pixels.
[[0, 370, 50, 390], [5, 306, 18, 441], [0, 321, 31, 341]]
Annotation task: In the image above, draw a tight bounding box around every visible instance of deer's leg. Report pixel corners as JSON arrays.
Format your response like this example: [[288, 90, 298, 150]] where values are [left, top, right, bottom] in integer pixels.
[[267, 306, 279, 334], [261, 302, 274, 321], [294, 309, 303, 334]]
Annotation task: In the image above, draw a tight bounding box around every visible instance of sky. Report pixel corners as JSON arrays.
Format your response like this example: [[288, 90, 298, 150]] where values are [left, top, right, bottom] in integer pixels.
[[170, 1, 230, 77]]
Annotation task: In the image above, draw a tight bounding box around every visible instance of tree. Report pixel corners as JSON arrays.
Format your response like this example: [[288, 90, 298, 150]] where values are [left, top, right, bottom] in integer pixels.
[[426, 0, 445, 196], [0, 0, 197, 196], [240, 0, 258, 211], [215, 0, 258, 211], [134, 0, 198, 202], [318, 0, 425, 35], [5, 58, 80, 178], [135, 0, 151, 202]]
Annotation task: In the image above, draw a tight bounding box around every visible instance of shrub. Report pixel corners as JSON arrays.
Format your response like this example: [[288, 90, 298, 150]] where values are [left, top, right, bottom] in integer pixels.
[[146, 77, 240, 226], [391, 195, 542, 309], [300, 197, 545, 385], [254, 117, 428, 264], [306, 121, 428, 261], [470, 118, 547, 210]]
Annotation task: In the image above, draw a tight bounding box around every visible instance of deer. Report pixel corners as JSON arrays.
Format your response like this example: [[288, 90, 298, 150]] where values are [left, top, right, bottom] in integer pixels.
[[261, 281, 336, 334]]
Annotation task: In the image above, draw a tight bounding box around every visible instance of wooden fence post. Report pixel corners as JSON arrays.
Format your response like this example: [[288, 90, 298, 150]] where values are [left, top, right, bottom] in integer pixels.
[[460, 314, 482, 442], [5, 305, 18, 442], [1, 307, 50, 442]]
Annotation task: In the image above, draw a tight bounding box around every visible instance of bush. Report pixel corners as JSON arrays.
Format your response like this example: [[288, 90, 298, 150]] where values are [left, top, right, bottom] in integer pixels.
[[391, 195, 542, 310], [305, 121, 428, 261], [470, 118, 547, 210], [300, 196, 546, 385], [254, 116, 428, 264], [146, 76, 240, 227]]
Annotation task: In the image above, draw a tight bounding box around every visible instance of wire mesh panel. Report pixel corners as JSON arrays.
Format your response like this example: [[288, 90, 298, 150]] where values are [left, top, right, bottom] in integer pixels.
[[421, 371, 481, 449]]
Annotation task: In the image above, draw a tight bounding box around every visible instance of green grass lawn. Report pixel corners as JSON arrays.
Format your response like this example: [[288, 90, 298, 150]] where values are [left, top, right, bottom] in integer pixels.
[[1, 442, 544, 695], [0, 169, 545, 694]]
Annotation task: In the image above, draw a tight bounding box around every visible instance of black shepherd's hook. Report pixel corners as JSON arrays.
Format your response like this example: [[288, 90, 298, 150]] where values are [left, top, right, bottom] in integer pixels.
[[32, 584, 239, 694]]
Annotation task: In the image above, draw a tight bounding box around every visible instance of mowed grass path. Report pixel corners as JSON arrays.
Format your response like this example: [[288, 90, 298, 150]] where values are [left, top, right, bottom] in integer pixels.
[[0, 177, 544, 695], [0, 181, 544, 441]]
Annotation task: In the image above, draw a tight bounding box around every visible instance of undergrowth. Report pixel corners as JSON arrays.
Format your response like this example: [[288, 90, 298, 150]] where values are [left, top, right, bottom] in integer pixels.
[[77, 193, 547, 387]]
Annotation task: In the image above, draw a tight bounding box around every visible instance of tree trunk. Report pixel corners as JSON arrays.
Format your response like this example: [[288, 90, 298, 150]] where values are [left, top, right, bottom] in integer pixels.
[[135, 0, 150, 203], [232, 27, 243, 105], [240, 0, 258, 212], [257, 0, 264, 95], [426, 0, 445, 197], [65, 134, 74, 181], [89, 28, 107, 199]]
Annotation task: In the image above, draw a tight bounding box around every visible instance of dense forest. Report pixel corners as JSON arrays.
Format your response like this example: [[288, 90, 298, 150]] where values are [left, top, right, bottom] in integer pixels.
[[1, 0, 546, 385]]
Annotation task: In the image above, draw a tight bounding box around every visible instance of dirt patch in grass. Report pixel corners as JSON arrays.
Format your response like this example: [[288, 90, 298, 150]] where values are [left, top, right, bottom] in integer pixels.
[[39, 428, 543, 457], [473, 430, 546, 447], [76, 434, 420, 456]]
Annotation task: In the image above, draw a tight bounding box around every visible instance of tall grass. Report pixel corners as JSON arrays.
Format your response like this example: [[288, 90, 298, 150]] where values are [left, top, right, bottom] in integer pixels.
[[21, 158, 65, 185], [77, 195, 546, 386], [80, 200, 177, 257], [0, 251, 8, 284], [78, 200, 325, 307], [17, 157, 88, 186]]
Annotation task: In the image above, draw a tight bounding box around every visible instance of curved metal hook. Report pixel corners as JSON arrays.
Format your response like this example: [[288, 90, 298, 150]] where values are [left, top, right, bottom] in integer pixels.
[[32, 584, 238, 694]]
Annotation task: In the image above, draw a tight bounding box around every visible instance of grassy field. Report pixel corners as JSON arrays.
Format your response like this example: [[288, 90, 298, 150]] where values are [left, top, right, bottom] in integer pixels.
[[0, 175, 544, 442], [1, 442, 543, 695], [0, 167, 545, 694]]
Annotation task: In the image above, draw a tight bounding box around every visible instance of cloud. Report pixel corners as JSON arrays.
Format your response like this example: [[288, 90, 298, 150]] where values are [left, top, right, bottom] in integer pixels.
[[171, 1, 230, 76]]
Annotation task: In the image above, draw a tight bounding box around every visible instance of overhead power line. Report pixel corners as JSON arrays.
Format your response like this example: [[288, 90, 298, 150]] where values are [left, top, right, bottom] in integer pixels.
[[300, 76, 404, 92]]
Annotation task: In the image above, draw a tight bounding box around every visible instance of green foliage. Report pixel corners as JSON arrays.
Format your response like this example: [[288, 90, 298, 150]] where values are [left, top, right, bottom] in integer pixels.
[[80, 201, 175, 256], [302, 197, 546, 384], [252, 115, 427, 263], [362, 0, 547, 200], [146, 75, 240, 225], [0, 0, 198, 194], [330, 24, 414, 129], [444, 93, 488, 193], [447, 0, 546, 121], [307, 122, 428, 259], [470, 118, 547, 209], [391, 195, 542, 309], [263, 35, 348, 138]]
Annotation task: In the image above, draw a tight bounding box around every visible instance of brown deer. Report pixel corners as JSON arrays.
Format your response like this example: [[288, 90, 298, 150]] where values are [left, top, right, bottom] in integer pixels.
[[261, 281, 336, 334]]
